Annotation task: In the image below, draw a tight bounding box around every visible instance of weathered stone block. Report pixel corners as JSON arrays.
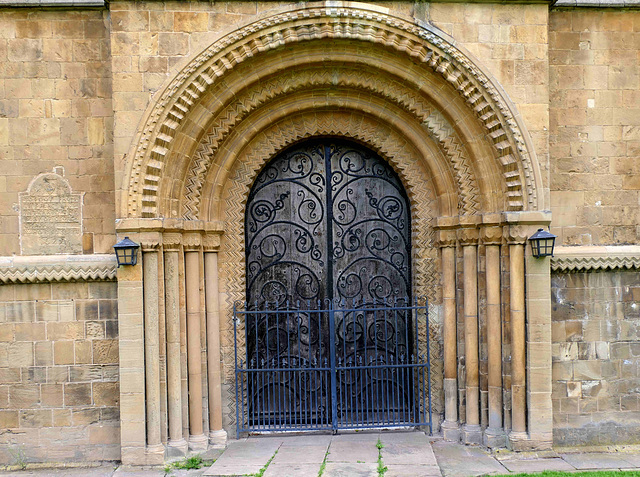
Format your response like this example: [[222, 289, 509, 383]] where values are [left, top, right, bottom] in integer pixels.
[[64, 383, 92, 406]]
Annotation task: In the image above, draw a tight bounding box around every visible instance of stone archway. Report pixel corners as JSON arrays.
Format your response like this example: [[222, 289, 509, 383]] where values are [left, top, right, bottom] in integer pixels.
[[116, 2, 552, 465]]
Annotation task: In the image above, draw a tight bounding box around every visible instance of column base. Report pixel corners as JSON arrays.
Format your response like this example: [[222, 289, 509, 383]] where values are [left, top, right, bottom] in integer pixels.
[[462, 424, 482, 445], [189, 433, 209, 451], [209, 429, 228, 448], [440, 420, 460, 442], [483, 427, 507, 448], [145, 443, 166, 465], [167, 438, 188, 458], [508, 431, 529, 451]]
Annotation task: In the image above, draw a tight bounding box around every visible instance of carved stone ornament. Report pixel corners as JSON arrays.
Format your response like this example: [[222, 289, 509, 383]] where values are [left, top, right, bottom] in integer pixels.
[[551, 245, 640, 272], [437, 230, 457, 248], [182, 233, 201, 251], [162, 233, 182, 251], [124, 3, 542, 219], [0, 255, 116, 284], [457, 227, 480, 246], [504, 225, 530, 245], [481, 226, 504, 246], [202, 233, 221, 251]]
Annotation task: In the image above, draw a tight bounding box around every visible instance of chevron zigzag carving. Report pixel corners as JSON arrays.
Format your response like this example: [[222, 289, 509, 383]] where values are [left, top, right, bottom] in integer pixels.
[[0, 256, 117, 284], [552, 255, 640, 272]]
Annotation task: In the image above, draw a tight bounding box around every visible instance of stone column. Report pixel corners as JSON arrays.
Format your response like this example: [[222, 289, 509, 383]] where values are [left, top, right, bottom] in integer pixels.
[[185, 239, 208, 450], [204, 233, 227, 447], [142, 245, 163, 456], [459, 227, 482, 445], [116, 235, 147, 465], [507, 226, 528, 447], [482, 226, 506, 448], [163, 235, 188, 456], [438, 229, 460, 441]]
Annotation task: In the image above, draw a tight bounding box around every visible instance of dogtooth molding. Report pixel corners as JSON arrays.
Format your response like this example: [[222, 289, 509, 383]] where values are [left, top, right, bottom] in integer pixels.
[[181, 66, 481, 220], [551, 246, 640, 271], [124, 2, 543, 219]]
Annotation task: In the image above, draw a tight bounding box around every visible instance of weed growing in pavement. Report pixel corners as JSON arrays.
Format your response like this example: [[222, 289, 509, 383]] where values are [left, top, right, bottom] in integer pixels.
[[376, 438, 388, 476]]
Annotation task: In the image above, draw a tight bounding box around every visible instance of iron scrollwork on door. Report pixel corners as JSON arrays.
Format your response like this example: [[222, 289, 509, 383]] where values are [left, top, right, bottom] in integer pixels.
[[244, 139, 414, 428]]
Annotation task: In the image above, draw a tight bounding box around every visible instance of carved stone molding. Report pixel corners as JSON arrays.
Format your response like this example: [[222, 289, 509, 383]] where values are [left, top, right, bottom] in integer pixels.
[[481, 226, 504, 246], [437, 230, 457, 248], [457, 227, 480, 246], [124, 2, 541, 218], [551, 246, 640, 272], [202, 233, 221, 252], [182, 233, 202, 251], [162, 233, 183, 252], [182, 67, 480, 219], [504, 225, 530, 245], [0, 255, 116, 284]]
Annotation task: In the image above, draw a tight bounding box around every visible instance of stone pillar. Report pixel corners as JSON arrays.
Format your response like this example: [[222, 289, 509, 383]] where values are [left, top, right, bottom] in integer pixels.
[[459, 227, 482, 445], [185, 242, 208, 450], [142, 246, 164, 456], [438, 229, 460, 441], [507, 226, 528, 447], [482, 226, 506, 448], [117, 236, 147, 465], [204, 233, 227, 447], [163, 235, 188, 456], [525, 237, 553, 449]]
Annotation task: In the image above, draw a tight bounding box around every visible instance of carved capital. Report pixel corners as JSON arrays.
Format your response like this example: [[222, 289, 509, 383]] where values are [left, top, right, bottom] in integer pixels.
[[437, 229, 457, 248], [457, 227, 479, 246], [162, 232, 182, 251], [202, 232, 222, 251], [182, 232, 201, 251], [139, 232, 162, 251], [481, 226, 503, 246], [504, 225, 529, 245]]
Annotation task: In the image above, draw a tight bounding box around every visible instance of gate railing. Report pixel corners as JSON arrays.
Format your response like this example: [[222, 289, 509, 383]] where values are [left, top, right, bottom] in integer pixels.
[[233, 298, 431, 437]]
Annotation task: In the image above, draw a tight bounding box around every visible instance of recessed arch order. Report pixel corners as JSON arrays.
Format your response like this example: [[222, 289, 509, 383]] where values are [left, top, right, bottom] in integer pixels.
[[120, 1, 545, 223]]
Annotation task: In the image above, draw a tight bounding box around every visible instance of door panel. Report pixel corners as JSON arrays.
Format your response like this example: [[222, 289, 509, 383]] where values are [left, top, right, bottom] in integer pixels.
[[245, 139, 411, 426]]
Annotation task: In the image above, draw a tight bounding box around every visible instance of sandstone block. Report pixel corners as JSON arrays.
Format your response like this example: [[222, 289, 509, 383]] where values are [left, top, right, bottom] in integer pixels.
[[93, 382, 119, 406], [8, 341, 33, 367], [64, 383, 92, 406], [9, 384, 40, 408], [54, 340, 74, 365]]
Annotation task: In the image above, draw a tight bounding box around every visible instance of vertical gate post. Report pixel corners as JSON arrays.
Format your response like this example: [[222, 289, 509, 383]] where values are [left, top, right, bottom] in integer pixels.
[[328, 301, 338, 432]]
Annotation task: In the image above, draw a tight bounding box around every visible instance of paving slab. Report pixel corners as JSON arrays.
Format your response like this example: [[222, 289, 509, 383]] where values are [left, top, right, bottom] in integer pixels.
[[263, 462, 321, 477], [278, 434, 333, 447], [202, 463, 265, 476], [385, 464, 442, 476], [618, 454, 640, 466], [561, 452, 636, 470], [382, 443, 438, 465], [380, 431, 431, 444], [331, 432, 381, 442], [322, 462, 378, 477], [500, 458, 576, 473], [211, 438, 280, 465], [327, 440, 380, 463], [432, 441, 507, 477], [271, 444, 328, 464]]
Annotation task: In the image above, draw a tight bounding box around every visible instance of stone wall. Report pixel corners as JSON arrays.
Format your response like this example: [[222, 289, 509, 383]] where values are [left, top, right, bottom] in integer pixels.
[[552, 268, 640, 446], [0, 8, 114, 255], [549, 9, 640, 245], [0, 280, 119, 464]]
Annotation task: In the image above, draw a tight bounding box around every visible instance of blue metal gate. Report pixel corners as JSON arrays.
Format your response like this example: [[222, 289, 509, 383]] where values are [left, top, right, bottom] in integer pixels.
[[234, 297, 432, 436]]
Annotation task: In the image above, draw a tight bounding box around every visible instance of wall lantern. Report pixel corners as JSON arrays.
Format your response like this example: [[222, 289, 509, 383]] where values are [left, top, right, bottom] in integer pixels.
[[529, 228, 557, 258], [113, 237, 140, 267]]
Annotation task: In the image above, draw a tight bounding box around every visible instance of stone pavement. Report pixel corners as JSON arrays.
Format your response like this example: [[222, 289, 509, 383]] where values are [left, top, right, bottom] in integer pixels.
[[2, 431, 640, 476]]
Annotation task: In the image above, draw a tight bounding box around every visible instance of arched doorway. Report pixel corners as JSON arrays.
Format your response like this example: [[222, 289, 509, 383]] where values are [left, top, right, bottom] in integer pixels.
[[238, 139, 429, 433]]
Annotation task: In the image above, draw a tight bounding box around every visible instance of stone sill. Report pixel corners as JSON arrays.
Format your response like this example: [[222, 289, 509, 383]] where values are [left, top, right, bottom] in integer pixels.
[[0, 254, 116, 284], [551, 245, 640, 272]]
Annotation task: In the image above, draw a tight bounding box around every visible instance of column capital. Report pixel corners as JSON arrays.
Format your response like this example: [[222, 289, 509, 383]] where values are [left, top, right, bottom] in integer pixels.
[[139, 232, 162, 251], [481, 226, 503, 246], [162, 232, 182, 252], [437, 229, 457, 248], [202, 232, 222, 252], [182, 232, 202, 251], [504, 224, 530, 245], [457, 227, 479, 246]]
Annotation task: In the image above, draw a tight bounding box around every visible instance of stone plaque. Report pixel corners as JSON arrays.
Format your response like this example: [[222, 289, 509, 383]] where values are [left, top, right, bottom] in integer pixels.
[[19, 168, 83, 255]]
